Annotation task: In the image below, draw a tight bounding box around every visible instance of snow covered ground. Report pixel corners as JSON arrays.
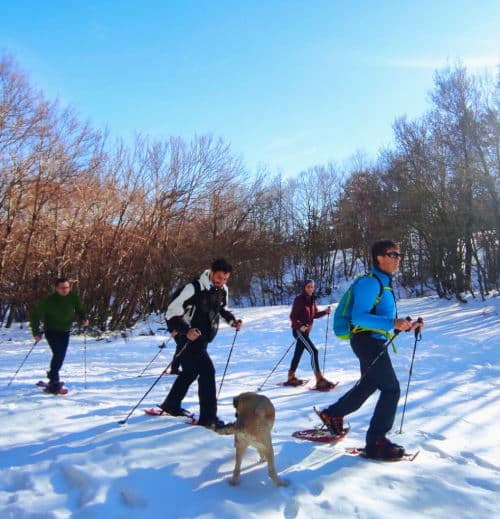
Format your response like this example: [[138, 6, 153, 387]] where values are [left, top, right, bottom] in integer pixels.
[[1, 295, 499, 519]]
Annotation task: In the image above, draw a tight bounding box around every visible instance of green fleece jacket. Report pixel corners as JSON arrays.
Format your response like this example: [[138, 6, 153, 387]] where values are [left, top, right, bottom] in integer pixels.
[[30, 292, 87, 335]]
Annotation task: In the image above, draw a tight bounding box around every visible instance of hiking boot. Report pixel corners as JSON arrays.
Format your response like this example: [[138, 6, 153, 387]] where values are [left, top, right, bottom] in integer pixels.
[[213, 417, 225, 429], [197, 416, 225, 430], [318, 411, 344, 435], [46, 381, 63, 394], [159, 405, 190, 417], [284, 377, 303, 387], [315, 378, 335, 391], [365, 438, 405, 460]]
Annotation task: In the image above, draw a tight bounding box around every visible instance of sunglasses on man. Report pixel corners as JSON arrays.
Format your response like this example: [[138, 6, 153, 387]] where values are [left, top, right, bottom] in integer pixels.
[[385, 252, 403, 259]]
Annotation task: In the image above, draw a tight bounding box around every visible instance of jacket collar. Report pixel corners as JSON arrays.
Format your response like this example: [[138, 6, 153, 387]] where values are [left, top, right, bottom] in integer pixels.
[[199, 269, 228, 292], [371, 267, 392, 286]]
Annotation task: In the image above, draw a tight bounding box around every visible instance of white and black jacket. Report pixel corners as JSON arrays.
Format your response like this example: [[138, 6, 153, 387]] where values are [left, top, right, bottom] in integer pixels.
[[165, 269, 236, 343]]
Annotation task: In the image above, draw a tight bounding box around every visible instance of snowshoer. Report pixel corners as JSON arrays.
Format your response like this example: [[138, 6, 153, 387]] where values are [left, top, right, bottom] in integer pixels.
[[30, 278, 88, 393], [317, 240, 423, 459], [286, 279, 334, 390], [159, 258, 242, 428]]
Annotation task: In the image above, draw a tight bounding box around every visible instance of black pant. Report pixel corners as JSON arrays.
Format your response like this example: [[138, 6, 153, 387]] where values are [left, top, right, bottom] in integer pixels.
[[289, 330, 320, 373], [325, 332, 400, 445], [170, 335, 184, 373], [45, 330, 70, 384], [162, 339, 217, 423]]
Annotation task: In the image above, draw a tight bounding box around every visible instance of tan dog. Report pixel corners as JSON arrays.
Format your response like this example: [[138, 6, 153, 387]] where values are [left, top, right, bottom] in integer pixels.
[[218, 392, 288, 486]]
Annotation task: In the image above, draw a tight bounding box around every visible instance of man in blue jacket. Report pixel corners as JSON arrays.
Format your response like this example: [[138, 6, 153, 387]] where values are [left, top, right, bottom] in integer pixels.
[[318, 240, 423, 459]]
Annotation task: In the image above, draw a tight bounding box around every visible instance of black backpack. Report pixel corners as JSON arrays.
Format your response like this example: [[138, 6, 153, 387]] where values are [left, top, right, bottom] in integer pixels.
[[167, 278, 201, 307]]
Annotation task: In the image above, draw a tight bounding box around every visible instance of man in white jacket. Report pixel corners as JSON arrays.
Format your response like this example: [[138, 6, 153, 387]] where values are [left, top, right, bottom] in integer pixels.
[[159, 258, 242, 427]]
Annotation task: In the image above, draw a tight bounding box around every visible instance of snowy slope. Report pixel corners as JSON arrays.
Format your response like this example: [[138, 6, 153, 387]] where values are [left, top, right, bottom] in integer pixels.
[[0, 295, 499, 519]]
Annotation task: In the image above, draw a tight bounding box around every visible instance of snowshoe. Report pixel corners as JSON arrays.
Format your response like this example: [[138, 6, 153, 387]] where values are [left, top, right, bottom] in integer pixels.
[[364, 438, 405, 460], [144, 406, 194, 419], [346, 447, 419, 462], [38, 381, 68, 395]]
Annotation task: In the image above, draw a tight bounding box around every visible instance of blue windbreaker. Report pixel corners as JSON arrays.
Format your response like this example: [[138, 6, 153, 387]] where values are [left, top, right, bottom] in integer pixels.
[[350, 268, 397, 340]]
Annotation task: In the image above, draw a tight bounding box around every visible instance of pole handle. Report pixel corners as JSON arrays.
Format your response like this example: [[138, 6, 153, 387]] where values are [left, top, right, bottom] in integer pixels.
[[415, 317, 423, 339]]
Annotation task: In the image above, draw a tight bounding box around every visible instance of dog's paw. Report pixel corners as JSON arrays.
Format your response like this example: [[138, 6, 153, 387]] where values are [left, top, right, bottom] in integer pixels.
[[228, 477, 240, 486], [274, 477, 289, 487]]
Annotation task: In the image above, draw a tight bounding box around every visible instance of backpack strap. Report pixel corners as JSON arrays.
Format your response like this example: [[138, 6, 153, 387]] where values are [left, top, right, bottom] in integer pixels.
[[191, 278, 201, 297], [183, 278, 201, 316], [367, 273, 385, 313]]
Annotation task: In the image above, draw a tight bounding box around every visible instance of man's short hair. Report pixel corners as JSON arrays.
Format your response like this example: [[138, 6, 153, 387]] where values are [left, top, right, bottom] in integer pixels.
[[371, 240, 398, 268], [211, 258, 233, 273], [55, 277, 70, 287]]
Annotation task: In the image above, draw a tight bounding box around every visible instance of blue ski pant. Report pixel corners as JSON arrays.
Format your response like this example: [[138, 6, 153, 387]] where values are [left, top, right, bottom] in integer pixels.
[[325, 332, 400, 445], [45, 330, 70, 384]]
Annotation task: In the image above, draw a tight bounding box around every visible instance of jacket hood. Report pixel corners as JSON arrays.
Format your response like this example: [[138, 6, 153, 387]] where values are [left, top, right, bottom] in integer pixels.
[[199, 269, 212, 290]]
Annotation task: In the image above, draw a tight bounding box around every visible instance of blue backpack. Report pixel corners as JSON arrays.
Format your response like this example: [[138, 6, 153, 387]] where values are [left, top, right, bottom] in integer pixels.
[[333, 273, 384, 340]]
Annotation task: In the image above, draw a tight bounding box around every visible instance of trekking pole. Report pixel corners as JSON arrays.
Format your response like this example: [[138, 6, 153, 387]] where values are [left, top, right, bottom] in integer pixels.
[[83, 328, 88, 389], [7, 339, 40, 387], [118, 338, 191, 425], [322, 309, 331, 373], [118, 307, 222, 424], [217, 324, 240, 398], [341, 316, 412, 399], [256, 338, 296, 391], [398, 317, 423, 434], [137, 336, 173, 377]]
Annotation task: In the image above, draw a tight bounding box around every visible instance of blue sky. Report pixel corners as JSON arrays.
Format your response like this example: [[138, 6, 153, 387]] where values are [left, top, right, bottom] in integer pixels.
[[1, 1, 498, 176]]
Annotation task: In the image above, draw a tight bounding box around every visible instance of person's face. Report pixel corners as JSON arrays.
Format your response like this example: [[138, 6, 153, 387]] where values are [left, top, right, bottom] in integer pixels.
[[211, 270, 230, 288], [304, 282, 315, 295], [377, 248, 403, 275], [55, 281, 71, 296]]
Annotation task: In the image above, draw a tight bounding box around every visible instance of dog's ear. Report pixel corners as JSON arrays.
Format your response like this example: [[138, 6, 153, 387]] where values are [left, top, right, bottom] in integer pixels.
[[233, 396, 239, 409]]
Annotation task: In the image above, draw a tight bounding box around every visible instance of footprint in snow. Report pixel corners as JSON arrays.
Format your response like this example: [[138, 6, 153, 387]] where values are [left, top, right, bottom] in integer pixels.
[[417, 429, 446, 441], [120, 487, 147, 508], [420, 443, 465, 464], [460, 451, 500, 472], [465, 477, 500, 492], [61, 464, 100, 507], [308, 480, 323, 496], [283, 498, 299, 519], [319, 500, 333, 511], [2, 468, 35, 492]]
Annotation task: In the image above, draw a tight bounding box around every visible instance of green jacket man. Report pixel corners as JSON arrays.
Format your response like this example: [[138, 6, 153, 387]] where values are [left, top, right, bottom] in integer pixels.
[[30, 278, 88, 393]]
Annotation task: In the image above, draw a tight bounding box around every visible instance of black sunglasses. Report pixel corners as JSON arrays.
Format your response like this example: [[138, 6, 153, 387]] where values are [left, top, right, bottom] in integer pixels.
[[385, 252, 403, 259]]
